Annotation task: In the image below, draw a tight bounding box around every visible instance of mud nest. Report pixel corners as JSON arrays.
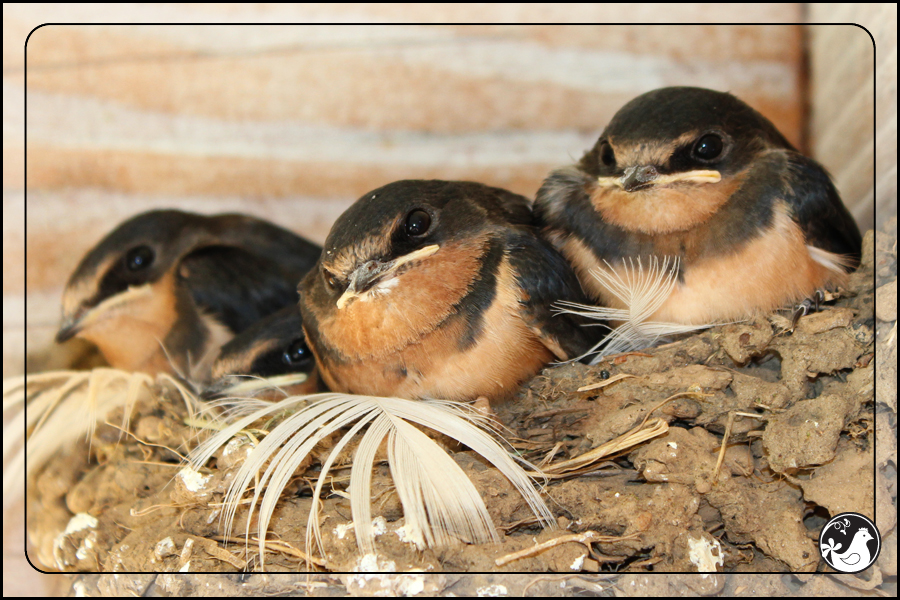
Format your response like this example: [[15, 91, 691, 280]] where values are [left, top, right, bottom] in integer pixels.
[[26, 225, 895, 596]]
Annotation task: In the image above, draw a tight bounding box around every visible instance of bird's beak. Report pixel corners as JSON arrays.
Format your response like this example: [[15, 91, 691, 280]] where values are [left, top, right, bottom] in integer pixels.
[[336, 244, 440, 309], [55, 284, 155, 343], [596, 167, 721, 192], [621, 165, 660, 192], [55, 310, 87, 343]]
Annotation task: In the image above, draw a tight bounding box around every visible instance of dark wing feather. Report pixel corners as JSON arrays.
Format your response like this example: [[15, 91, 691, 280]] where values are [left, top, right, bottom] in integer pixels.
[[458, 182, 534, 227], [783, 153, 863, 267], [180, 245, 305, 333], [485, 186, 535, 227], [506, 229, 606, 360], [211, 215, 322, 277]]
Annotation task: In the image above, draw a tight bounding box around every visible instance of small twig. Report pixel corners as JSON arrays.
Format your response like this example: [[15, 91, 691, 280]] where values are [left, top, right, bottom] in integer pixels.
[[636, 390, 712, 431], [207, 497, 255, 509], [629, 556, 664, 569], [498, 516, 542, 533], [251, 537, 327, 567], [496, 531, 640, 566], [576, 373, 635, 393], [714, 411, 766, 479], [540, 385, 717, 478], [191, 536, 247, 569], [607, 351, 654, 363], [104, 421, 188, 461], [537, 441, 565, 468], [130, 502, 193, 517], [542, 419, 668, 477]]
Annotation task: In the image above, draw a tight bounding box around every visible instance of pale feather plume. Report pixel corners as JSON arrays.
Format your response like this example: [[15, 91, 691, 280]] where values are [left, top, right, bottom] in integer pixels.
[[189, 392, 554, 568], [556, 256, 717, 363]]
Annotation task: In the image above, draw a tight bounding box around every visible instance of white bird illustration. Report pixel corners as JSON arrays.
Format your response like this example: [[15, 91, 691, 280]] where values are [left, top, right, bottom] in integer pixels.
[[822, 527, 874, 571]]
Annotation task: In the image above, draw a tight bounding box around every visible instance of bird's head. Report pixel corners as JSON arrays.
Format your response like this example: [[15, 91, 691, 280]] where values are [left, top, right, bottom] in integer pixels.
[[578, 86, 795, 234], [299, 180, 526, 361], [203, 305, 319, 399], [56, 210, 209, 346]]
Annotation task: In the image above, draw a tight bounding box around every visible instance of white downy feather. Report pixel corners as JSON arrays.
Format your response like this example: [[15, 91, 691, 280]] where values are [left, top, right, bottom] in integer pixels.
[[7, 373, 553, 567], [3, 369, 199, 508], [806, 245, 855, 273], [189, 392, 554, 568], [206, 372, 310, 398], [556, 256, 716, 364]]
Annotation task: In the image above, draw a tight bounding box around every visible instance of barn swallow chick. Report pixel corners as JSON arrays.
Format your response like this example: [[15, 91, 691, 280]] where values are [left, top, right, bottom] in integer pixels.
[[535, 86, 863, 326], [299, 180, 601, 401], [203, 305, 320, 399], [57, 210, 321, 381]]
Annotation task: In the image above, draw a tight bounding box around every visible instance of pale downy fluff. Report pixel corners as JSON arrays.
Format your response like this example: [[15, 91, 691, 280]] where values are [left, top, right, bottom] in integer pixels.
[[555, 256, 718, 364], [3, 369, 199, 508], [189, 392, 555, 567]]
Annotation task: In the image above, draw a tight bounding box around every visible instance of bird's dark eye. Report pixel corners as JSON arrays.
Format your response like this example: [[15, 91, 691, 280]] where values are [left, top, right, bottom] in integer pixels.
[[599, 141, 616, 167], [324, 270, 338, 290], [282, 338, 312, 366], [125, 246, 154, 271], [692, 133, 724, 161], [404, 209, 431, 237]]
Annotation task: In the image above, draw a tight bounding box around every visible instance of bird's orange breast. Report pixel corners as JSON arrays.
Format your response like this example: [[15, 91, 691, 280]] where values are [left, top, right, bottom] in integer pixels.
[[566, 202, 848, 325], [310, 255, 553, 401]]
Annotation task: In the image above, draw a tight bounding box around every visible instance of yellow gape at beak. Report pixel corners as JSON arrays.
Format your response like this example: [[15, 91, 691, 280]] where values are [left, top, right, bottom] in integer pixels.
[[596, 167, 721, 192], [336, 244, 440, 309]]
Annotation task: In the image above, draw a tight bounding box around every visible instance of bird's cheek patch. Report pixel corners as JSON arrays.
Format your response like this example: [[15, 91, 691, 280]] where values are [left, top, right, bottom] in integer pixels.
[[61, 255, 119, 319]]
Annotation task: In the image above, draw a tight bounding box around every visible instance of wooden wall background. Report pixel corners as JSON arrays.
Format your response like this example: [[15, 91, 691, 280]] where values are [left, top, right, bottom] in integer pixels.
[[808, 5, 895, 232], [2, 4, 895, 595], [7, 10, 818, 380]]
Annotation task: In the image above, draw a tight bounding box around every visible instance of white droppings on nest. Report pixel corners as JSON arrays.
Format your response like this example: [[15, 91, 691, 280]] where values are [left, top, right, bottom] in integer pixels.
[[344, 554, 401, 594], [75, 531, 97, 561], [570, 553, 586, 571], [477, 584, 509, 597], [688, 535, 724, 572], [54, 513, 99, 569], [334, 522, 355, 540], [223, 438, 242, 456], [222, 437, 254, 463], [395, 575, 427, 596], [371, 516, 387, 536], [154, 537, 177, 560], [178, 466, 212, 492], [62, 512, 98, 536], [355, 552, 395, 573], [396, 522, 426, 548]]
